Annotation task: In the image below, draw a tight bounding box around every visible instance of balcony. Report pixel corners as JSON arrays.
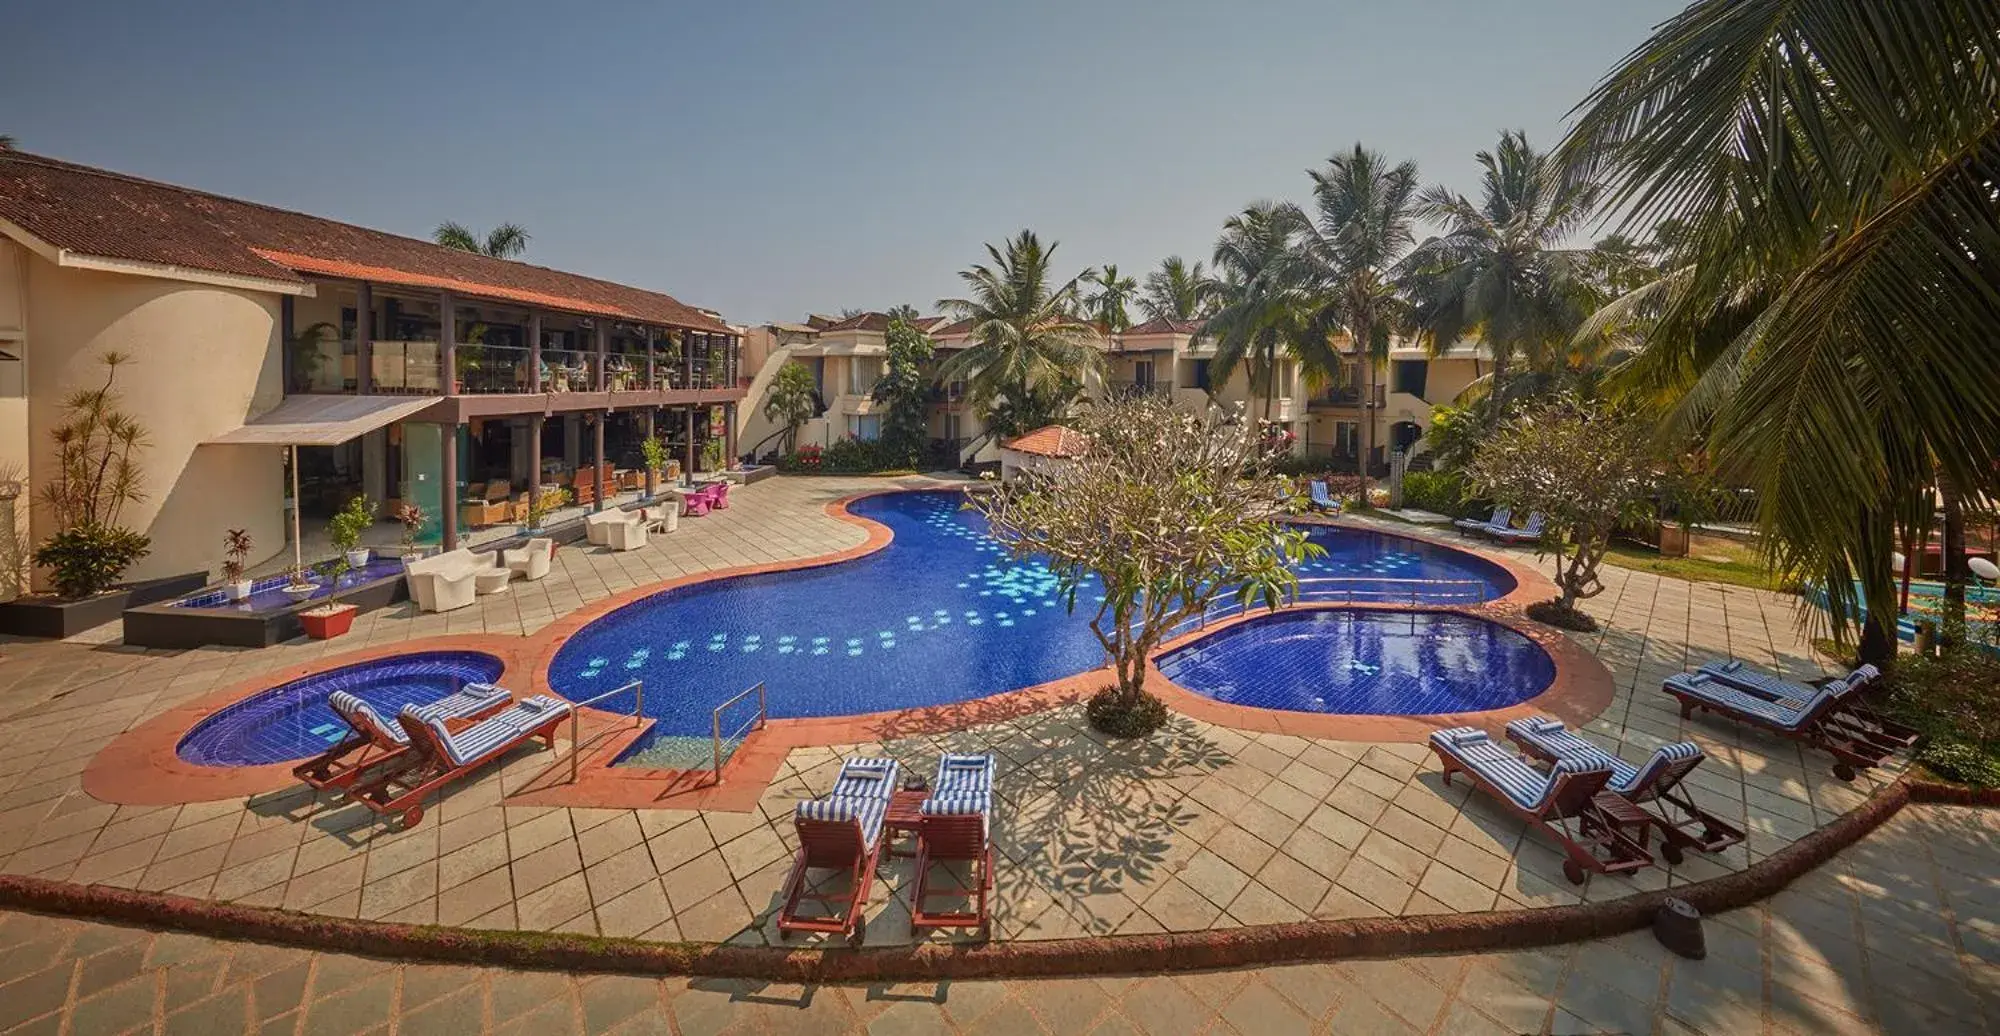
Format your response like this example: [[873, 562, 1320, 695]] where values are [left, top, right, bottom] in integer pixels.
[[295, 339, 738, 398], [1307, 384, 1385, 409]]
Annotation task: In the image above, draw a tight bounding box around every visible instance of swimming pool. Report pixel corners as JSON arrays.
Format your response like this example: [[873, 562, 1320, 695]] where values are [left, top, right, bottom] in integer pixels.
[[546, 490, 1516, 761], [1155, 610, 1555, 716], [176, 651, 505, 766]]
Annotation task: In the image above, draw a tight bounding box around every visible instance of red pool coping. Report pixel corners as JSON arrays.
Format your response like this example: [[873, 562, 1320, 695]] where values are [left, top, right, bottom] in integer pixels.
[[82, 491, 1604, 809]]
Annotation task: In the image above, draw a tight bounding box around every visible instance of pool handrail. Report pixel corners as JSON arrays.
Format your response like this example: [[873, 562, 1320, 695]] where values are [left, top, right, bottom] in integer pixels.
[[711, 681, 768, 784], [1166, 576, 1493, 639], [566, 679, 644, 782]]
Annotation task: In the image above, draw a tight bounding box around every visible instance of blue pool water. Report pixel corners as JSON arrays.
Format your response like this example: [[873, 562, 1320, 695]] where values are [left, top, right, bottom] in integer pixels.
[[1156, 610, 1555, 715], [546, 490, 1516, 759], [171, 557, 409, 612], [176, 651, 505, 766]]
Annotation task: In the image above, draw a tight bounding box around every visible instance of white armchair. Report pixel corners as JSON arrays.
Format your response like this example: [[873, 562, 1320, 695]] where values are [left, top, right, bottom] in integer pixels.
[[646, 502, 679, 534], [503, 538, 552, 581], [404, 549, 485, 613], [584, 509, 628, 546], [604, 518, 649, 551]]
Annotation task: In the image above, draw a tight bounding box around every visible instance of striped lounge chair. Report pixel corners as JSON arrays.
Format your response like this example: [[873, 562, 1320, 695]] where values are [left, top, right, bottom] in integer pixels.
[[1308, 480, 1342, 514], [1696, 661, 1917, 749], [1662, 670, 1903, 781], [1489, 512, 1546, 544], [1429, 727, 1652, 884], [777, 758, 899, 942], [911, 754, 996, 935], [343, 695, 571, 829], [1505, 717, 1743, 860], [293, 684, 512, 793], [1454, 507, 1510, 536]]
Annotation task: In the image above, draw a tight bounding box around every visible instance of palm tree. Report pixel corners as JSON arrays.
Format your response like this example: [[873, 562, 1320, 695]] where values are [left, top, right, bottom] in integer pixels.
[[1140, 256, 1220, 322], [936, 231, 1101, 437], [1284, 145, 1422, 490], [1558, 0, 2000, 661], [1207, 203, 1309, 421], [1083, 264, 1139, 336], [433, 221, 530, 259], [1401, 131, 1601, 417]]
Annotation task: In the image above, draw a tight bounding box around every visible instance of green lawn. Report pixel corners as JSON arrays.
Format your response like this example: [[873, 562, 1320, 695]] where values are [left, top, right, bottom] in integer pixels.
[[1603, 539, 1780, 590]]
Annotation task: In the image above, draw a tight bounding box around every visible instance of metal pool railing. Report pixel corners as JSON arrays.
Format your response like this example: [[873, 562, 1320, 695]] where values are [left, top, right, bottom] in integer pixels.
[[1165, 576, 1493, 639], [566, 679, 644, 782], [710, 682, 768, 784]]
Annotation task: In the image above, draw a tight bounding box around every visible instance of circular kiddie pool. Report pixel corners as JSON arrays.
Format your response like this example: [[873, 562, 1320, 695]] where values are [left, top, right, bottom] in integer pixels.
[[1155, 609, 1556, 716], [175, 650, 506, 766]]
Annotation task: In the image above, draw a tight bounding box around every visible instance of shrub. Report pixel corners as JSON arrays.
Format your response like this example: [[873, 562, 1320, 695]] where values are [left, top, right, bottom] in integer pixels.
[[777, 443, 823, 473], [32, 523, 150, 599], [1885, 650, 2000, 788], [1401, 470, 1478, 518], [327, 496, 377, 553], [221, 529, 253, 583]]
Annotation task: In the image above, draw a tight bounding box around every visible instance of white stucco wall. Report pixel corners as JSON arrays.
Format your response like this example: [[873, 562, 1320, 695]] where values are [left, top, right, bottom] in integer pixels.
[[24, 259, 287, 586]]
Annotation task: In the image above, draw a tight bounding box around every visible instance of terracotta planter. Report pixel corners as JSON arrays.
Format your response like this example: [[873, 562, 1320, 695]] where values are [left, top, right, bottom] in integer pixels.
[[299, 603, 357, 640], [1659, 522, 1690, 558]]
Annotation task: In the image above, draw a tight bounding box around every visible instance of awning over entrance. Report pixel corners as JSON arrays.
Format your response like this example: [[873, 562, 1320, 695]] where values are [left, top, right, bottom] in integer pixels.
[[203, 395, 439, 446]]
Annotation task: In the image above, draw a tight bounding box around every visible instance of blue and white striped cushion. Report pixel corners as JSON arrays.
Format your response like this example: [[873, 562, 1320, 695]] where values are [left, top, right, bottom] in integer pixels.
[[1506, 716, 1626, 780], [1431, 727, 1602, 812], [794, 795, 887, 844], [1619, 741, 1703, 798], [920, 792, 991, 816], [437, 683, 511, 717], [399, 696, 568, 768], [1666, 673, 1817, 729], [332, 692, 408, 746], [830, 757, 900, 802], [932, 754, 994, 795], [1699, 660, 1874, 704]]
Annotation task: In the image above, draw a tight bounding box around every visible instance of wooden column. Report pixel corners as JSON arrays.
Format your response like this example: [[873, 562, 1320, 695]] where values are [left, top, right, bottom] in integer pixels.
[[527, 414, 543, 525], [644, 409, 657, 498], [280, 296, 295, 391], [355, 282, 374, 393], [528, 313, 543, 394], [595, 323, 608, 393], [592, 414, 606, 512], [442, 423, 460, 550], [683, 407, 696, 483], [683, 333, 695, 389], [644, 329, 656, 390], [724, 403, 737, 469], [440, 292, 457, 397]]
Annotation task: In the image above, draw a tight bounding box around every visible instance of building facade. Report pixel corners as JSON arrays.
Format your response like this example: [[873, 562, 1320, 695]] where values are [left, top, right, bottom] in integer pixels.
[[0, 150, 742, 595]]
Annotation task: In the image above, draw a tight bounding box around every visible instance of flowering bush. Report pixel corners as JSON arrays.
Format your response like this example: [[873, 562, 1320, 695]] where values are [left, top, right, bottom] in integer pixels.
[[779, 443, 824, 473]]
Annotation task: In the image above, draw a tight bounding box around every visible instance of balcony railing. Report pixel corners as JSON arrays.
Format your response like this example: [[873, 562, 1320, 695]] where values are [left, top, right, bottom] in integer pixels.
[[298, 340, 739, 397], [371, 340, 443, 395], [537, 348, 598, 393], [1309, 385, 1385, 408], [457, 344, 530, 394]]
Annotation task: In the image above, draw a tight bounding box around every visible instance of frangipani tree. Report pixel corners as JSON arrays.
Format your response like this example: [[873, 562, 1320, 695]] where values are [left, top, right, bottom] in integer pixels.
[[975, 396, 1320, 736], [1468, 395, 1657, 629]]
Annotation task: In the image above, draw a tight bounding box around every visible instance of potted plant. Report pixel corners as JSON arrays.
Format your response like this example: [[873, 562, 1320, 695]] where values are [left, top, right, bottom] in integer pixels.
[[220, 528, 254, 600], [393, 502, 426, 564], [281, 565, 318, 600], [525, 487, 571, 551], [300, 602, 358, 640], [328, 496, 377, 569], [701, 437, 726, 474], [639, 436, 668, 498]]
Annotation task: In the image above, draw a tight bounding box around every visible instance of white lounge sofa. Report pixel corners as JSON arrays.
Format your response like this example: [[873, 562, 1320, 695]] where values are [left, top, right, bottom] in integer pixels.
[[604, 518, 648, 551], [503, 538, 552, 581], [643, 502, 679, 534], [584, 509, 633, 546], [404, 549, 499, 613]]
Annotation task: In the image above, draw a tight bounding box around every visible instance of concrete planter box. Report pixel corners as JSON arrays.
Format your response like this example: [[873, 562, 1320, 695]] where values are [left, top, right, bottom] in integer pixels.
[[123, 570, 409, 649], [0, 572, 208, 639]]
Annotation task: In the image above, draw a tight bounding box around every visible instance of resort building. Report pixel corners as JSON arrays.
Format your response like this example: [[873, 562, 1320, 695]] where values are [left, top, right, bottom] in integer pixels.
[[739, 310, 1491, 473], [0, 150, 743, 593]]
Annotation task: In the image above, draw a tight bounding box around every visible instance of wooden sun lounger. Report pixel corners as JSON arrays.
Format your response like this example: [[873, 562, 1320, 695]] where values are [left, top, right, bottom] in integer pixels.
[[1505, 717, 1743, 862], [911, 793, 993, 936], [292, 685, 511, 793], [1430, 727, 1653, 884], [1699, 661, 1920, 753], [777, 758, 899, 943], [345, 695, 570, 829], [1662, 671, 1899, 781]]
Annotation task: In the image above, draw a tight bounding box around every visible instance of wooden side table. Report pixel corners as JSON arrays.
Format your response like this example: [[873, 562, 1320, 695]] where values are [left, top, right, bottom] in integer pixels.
[[883, 788, 929, 858]]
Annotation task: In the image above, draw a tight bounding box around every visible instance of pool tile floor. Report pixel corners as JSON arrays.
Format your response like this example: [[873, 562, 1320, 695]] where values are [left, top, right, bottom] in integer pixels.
[[0, 475, 1941, 971]]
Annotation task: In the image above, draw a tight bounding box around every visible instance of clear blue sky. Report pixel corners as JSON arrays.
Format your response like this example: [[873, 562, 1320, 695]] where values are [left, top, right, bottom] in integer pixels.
[[4, 1, 1684, 325]]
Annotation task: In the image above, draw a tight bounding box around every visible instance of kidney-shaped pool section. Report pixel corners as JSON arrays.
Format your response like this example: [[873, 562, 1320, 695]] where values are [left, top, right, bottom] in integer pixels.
[[547, 491, 1518, 764], [1156, 610, 1555, 716], [176, 650, 505, 766]]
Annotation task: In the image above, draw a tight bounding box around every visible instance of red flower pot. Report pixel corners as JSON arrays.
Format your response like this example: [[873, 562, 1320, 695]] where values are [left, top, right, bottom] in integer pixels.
[[300, 603, 357, 640]]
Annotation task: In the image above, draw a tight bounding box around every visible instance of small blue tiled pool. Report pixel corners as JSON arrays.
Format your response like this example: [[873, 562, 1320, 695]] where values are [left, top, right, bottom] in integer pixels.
[[169, 557, 409, 611], [176, 651, 505, 766], [1155, 610, 1554, 716], [547, 490, 1517, 763]]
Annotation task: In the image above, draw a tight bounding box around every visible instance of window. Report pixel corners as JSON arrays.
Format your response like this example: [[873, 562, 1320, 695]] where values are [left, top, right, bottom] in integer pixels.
[[943, 413, 962, 441], [1132, 359, 1155, 387], [847, 415, 881, 441], [1334, 421, 1359, 457], [1193, 359, 1212, 391], [0, 343, 21, 398], [847, 358, 883, 396], [1391, 359, 1428, 398]]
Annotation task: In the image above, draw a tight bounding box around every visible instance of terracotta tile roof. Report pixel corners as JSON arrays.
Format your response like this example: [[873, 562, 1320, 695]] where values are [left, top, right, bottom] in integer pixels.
[[932, 318, 975, 337], [818, 311, 943, 333], [1002, 424, 1087, 459], [0, 150, 729, 333], [1123, 317, 1205, 336]]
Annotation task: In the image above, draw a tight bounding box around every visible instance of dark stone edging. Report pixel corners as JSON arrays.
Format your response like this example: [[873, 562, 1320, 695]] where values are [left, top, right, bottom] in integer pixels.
[[1905, 776, 2000, 807], [3, 779, 1977, 981]]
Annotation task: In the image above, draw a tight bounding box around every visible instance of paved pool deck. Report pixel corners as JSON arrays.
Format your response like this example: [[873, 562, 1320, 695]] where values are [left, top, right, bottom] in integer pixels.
[[0, 475, 1942, 972]]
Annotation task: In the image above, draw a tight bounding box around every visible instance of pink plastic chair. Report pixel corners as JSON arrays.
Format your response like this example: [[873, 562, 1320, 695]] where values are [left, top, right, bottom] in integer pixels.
[[711, 482, 730, 509], [683, 490, 711, 517]]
